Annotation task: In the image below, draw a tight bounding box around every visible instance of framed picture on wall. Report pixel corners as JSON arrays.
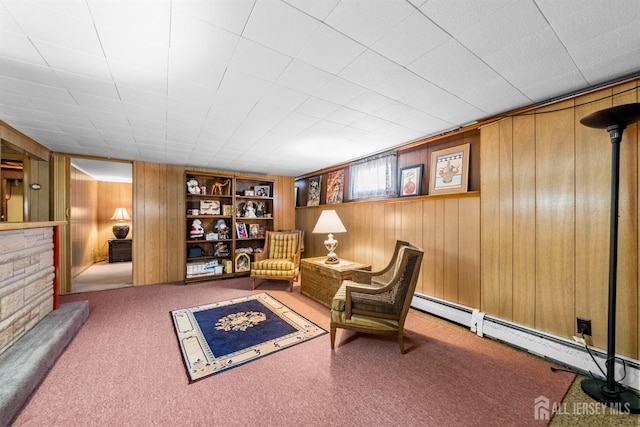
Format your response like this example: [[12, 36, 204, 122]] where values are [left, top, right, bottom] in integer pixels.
[[428, 144, 470, 195], [307, 176, 321, 206], [326, 170, 344, 204], [398, 164, 423, 197]]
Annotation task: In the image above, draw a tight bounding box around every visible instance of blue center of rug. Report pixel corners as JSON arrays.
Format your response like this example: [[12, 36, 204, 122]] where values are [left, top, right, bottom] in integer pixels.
[[193, 299, 297, 357]]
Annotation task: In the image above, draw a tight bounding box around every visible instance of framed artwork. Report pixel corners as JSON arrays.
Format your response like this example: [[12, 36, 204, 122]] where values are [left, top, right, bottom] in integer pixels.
[[249, 223, 261, 238], [307, 176, 321, 206], [326, 170, 344, 204], [254, 185, 270, 197], [235, 222, 248, 239], [429, 143, 470, 195], [398, 164, 423, 197], [235, 253, 250, 272]]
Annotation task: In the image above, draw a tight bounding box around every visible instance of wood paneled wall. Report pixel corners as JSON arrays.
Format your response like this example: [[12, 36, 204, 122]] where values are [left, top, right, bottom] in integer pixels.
[[70, 167, 97, 278], [481, 79, 639, 359], [296, 193, 481, 308]]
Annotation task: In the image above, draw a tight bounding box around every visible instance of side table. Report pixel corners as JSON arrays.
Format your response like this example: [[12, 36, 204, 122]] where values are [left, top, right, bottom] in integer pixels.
[[300, 257, 371, 308], [108, 239, 132, 263]]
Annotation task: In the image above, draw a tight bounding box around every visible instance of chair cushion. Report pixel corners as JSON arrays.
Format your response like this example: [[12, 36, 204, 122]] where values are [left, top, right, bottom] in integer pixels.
[[251, 259, 297, 278], [331, 310, 399, 331]]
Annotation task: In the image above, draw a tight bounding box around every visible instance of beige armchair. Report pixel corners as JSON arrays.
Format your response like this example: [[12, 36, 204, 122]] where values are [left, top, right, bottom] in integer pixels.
[[330, 241, 424, 353], [251, 230, 302, 292]]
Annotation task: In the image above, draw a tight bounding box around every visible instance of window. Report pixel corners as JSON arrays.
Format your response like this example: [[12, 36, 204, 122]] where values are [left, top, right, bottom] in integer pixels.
[[348, 152, 397, 200]]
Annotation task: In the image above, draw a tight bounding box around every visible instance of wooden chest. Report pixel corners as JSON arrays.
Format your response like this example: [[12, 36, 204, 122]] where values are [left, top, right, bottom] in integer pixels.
[[300, 257, 371, 308], [109, 239, 132, 263]]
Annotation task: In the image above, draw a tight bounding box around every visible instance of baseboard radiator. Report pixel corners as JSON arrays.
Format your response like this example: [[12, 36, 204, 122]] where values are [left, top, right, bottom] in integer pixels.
[[411, 293, 640, 392]]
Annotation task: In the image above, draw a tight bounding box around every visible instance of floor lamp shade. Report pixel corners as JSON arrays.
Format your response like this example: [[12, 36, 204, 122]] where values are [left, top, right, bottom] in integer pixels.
[[110, 207, 131, 239], [312, 210, 346, 264], [579, 102, 640, 414]]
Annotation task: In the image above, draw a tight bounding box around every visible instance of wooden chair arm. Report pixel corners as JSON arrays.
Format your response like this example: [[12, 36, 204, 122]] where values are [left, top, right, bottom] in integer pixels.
[[254, 249, 267, 262]]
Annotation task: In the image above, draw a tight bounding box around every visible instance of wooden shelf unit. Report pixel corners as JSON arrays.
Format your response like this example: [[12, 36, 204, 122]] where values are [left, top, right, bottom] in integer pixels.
[[184, 173, 275, 283]]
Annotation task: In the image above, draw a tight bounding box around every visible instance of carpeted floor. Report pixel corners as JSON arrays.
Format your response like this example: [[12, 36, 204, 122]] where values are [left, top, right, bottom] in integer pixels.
[[71, 261, 132, 293], [9, 278, 585, 426]]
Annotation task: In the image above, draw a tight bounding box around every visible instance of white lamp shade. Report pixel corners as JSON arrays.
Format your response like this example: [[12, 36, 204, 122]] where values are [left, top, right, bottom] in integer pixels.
[[110, 207, 131, 222], [312, 210, 346, 234]]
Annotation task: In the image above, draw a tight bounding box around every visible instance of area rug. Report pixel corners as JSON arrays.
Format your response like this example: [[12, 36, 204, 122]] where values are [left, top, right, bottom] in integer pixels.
[[171, 292, 326, 382]]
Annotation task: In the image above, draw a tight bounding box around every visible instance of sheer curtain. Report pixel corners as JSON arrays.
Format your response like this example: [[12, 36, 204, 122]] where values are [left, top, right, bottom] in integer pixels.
[[348, 152, 397, 200]]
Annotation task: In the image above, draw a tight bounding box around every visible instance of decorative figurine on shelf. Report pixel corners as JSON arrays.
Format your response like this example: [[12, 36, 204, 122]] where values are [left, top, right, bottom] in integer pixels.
[[215, 219, 230, 240], [190, 219, 204, 240], [256, 201, 266, 217], [244, 201, 257, 218], [187, 177, 200, 194], [214, 242, 229, 256], [211, 179, 231, 195]]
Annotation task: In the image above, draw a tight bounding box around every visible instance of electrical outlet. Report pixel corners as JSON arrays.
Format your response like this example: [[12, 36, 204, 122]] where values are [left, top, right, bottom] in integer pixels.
[[577, 317, 592, 336]]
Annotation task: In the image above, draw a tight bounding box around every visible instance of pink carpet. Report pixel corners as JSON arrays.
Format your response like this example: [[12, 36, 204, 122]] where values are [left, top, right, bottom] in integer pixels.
[[12, 278, 574, 426]]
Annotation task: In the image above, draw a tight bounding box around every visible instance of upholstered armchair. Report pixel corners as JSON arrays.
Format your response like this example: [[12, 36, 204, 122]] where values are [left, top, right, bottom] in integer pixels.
[[251, 230, 302, 292], [330, 241, 424, 353]]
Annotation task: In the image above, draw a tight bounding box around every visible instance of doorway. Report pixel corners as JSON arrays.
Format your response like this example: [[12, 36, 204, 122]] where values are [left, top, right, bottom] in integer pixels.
[[70, 158, 133, 293]]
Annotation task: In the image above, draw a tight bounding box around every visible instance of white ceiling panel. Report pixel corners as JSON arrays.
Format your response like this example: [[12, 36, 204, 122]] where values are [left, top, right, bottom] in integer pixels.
[[243, 0, 321, 57], [372, 10, 451, 66], [325, 0, 414, 46], [0, 0, 638, 177]]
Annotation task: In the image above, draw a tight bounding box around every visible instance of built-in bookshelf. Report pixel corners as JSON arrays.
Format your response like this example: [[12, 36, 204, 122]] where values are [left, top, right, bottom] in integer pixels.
[[184, 172, 274, 283]]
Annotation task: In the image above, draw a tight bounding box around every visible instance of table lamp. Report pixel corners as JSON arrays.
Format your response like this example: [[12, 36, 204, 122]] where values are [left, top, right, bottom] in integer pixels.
[[312, 210, 346, 264], [110, 207, 131, 239]]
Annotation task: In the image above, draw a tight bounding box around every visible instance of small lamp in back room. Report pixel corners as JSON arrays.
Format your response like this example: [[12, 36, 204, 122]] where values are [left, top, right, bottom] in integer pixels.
[[312, 209, 346, 264], [110, 207, 131, 239]]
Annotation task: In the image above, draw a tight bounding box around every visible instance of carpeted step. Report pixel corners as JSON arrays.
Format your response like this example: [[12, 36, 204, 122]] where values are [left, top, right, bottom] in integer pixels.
[[0, 301, 89, 427]]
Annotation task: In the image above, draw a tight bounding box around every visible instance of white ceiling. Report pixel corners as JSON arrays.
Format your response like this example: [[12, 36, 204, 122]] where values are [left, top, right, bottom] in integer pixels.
[[1, 0, 639, 178]]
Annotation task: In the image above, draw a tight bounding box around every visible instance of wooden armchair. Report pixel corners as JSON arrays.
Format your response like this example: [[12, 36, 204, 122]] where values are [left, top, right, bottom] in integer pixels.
[[330, 241, 424, 353], [251, 230, 302, 292]]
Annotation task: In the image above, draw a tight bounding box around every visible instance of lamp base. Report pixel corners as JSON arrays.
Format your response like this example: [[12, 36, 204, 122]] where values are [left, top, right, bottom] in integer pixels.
[[112, 224, 130, 239], [324, 257, 339, 264], [581, 378, 640, 414]]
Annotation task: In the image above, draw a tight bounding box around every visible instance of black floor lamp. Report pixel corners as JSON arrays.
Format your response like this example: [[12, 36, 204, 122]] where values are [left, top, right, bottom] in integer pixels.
[[579, 102, 640, 414]]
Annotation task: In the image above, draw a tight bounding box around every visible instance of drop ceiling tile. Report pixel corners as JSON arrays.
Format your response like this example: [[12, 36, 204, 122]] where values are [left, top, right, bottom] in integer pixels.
[[295, 96, 340, 119], [351, 115, 389, 132], [578, 46, 640, 85], [314, 76, 367, 105], [325, 0, 415, 46], [372, 11, 451, 66], [110, 60, 168, 95], [55, 70, 119, 99], [168, 10, 238, 86], [260, 84, 308, 110], [485, 27, 578, 89], [408, 39, 500, 95], [0, 30, 48, 66], [173, 0, 254, 35], [0, 57, 59, 87], [373, 68, 430, 100], [536, 0, 640, 47], [228, 37, 292, 82], [277, 59, 333, 95], [419, 0, 511, 37], [243, 0, 321, 57], [325, 107, 366, 126], [347, 90, 395, 116], [339, 49, 405, 88], [70, 91, 126, 115], [444, 0, 548, 58], [1, 76, 75, 105], [296, 25, 366, 74], [276, 110, 319, 132], [284, 0, 341, 20], [2, 0, 103, 55]]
